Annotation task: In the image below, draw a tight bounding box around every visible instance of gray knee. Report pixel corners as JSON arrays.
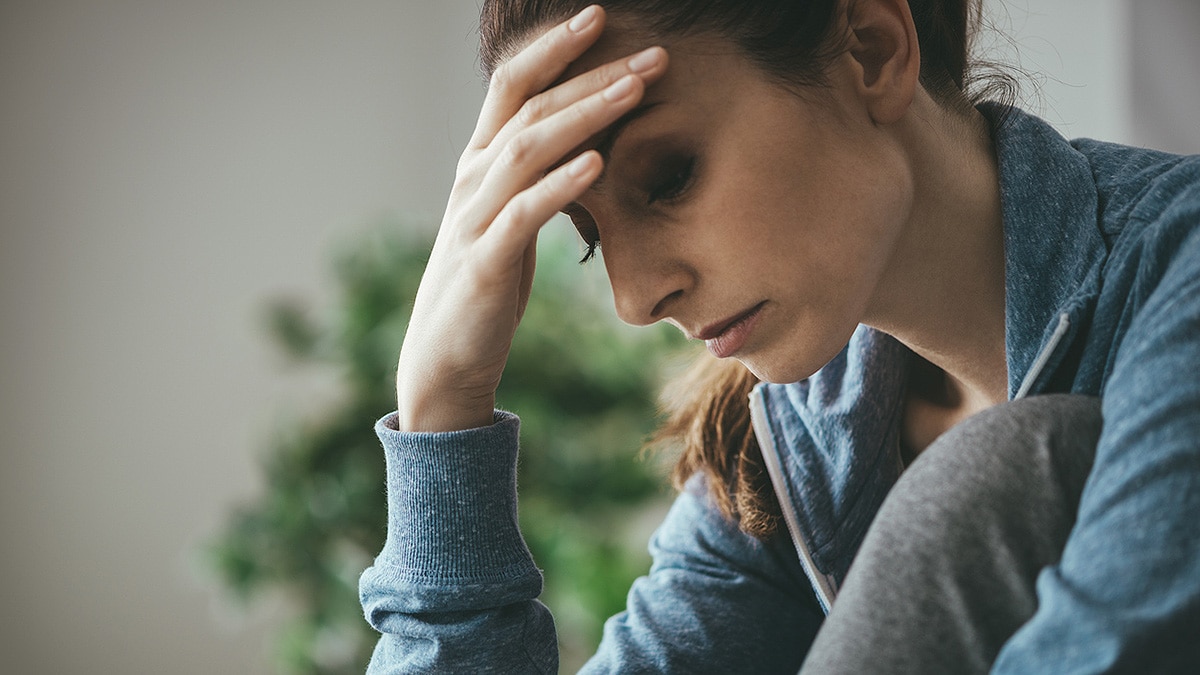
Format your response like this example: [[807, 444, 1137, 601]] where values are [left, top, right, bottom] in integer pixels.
[[913, 394, 1101, 509], [888, 394, 1102, 569], [808, 395, 1105, 675]]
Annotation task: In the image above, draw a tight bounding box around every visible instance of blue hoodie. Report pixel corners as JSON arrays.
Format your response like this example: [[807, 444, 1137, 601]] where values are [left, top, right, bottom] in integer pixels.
[[359, 106, 1200, 673]]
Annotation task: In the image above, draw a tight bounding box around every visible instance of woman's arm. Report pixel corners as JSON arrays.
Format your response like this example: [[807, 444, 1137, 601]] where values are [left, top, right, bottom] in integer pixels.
[[359, 6, 668, 667], [361, 6, 822, 671], [994, 206, 1200, 671], [360, 411, 822, 673], [584, 474, 823, 673], [393, 5, 665, 434], [359, 412, 553, 673]]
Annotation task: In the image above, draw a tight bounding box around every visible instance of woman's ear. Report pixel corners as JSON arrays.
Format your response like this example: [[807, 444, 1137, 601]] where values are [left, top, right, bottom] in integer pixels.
[[843, 0, 920, 125]]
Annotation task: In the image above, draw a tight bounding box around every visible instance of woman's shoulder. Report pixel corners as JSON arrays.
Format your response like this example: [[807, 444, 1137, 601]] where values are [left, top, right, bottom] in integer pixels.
[[1069, 136, 1200, 240]]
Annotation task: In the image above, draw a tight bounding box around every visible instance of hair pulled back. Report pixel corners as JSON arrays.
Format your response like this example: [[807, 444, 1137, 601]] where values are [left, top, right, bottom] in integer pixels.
[[479, 0, 990, 539], [482, 0, 987, 110]]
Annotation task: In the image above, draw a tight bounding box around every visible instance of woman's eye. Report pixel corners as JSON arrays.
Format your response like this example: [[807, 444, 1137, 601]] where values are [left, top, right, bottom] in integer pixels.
[[563, 206, 600, 264], [647, 156, 695, 205]]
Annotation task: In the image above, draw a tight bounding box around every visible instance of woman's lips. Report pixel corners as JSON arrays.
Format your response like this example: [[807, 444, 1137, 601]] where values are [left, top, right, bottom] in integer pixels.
[[699, 303, 765, 358]]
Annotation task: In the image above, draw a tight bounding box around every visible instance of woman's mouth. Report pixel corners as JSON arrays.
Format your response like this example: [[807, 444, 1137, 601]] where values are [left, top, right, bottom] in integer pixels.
[[696, 302, 765, 358]]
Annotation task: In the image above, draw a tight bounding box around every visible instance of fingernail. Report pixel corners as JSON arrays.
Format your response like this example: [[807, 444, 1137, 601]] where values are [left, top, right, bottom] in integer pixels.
[[568, 5, 597, 32], [567, 152, 594, 177], [603, 75, 636, 102], [627, 47, 662, 73]]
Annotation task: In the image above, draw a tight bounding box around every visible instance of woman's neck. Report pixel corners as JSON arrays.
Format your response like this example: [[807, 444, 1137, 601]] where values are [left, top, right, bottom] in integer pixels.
[[865, 90, 1009, 410]]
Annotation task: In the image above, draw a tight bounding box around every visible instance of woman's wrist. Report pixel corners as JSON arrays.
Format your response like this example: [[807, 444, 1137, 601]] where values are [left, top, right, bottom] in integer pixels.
[[396, 388, 497, 433]]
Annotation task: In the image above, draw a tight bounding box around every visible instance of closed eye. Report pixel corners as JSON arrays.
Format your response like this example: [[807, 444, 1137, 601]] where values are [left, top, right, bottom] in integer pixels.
[[647, 155, 696, 205]]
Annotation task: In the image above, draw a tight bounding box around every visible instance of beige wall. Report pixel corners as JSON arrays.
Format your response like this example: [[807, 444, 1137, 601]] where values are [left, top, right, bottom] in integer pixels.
[[1, 1, 1195, 673], [1, 2, 483, 673], [979, 0, 1132, 140], [1130, 0, 1200, 153]]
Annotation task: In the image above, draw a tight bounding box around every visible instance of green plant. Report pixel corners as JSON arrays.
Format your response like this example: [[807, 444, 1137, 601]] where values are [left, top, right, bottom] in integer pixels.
[[208, 218, 688, 673]]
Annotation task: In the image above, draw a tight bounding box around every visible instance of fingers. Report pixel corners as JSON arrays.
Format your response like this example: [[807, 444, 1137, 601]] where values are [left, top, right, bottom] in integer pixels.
[[463, 73, 644, 232], [470, 5, 606, 148], [489, 45, 667, 152], [451, 45, 666, 215], [479, 150, 602, 264]]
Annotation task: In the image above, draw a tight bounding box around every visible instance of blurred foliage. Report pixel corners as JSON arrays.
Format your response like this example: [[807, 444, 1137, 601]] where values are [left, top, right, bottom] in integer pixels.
[[207, 218, 689, 673]]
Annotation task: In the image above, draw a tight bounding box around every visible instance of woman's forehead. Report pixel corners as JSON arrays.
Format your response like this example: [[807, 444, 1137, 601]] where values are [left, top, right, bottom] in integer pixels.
[[556, 27, 747, 97], [558, 22, 660, 82]]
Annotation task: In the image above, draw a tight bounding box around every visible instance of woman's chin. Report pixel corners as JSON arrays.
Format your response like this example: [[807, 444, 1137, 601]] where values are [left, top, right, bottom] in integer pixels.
[[737, 335, 854, 385], [737, 354, 822, 385]]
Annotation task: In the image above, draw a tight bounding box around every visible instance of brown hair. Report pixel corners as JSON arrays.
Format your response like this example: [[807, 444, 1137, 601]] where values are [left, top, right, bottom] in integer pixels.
[[653, 354, 774, 536], [479, 0, 996, 538]]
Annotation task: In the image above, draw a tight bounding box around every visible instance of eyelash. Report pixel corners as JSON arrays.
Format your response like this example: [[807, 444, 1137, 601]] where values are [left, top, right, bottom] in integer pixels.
[[575, 155, 697, 265], [579, 239, 599, 264], [565, 209, 600, 264]]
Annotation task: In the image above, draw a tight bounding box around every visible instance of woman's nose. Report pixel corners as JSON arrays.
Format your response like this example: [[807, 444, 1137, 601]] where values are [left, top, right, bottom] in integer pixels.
[[605, 248, 690, 327]]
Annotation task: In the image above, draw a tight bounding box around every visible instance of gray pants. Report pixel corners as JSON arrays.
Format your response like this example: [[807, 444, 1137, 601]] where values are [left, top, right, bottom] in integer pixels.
[[800, 395, 1102, 674]]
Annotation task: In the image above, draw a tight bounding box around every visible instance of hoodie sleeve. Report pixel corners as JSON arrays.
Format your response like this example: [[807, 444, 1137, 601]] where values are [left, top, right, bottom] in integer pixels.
[[359, 411, 556, 674], [582, 473, 823, 673], [994, 194, 1200, 672], [359, 412, 824, 674]]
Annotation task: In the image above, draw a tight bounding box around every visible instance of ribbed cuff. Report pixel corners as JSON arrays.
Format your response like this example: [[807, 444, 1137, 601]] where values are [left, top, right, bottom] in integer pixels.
[[373, 411, 539, 591]]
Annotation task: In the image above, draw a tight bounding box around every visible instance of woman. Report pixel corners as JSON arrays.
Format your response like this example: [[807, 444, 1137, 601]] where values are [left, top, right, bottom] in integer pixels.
[[360, 0, 1200, 672]]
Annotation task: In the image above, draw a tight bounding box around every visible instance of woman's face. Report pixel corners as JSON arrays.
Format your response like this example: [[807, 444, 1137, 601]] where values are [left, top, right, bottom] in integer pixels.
[[563, 28, 915, 383]]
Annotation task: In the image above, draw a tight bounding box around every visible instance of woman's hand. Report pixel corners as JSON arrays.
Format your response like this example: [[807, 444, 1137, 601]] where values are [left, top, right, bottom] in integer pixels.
[[396, 5, 667, 432]]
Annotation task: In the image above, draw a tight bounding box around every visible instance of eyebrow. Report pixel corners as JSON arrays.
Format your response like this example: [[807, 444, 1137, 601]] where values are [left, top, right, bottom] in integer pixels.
[[559, 102, 660, 218], [591, 102, 661, 186]]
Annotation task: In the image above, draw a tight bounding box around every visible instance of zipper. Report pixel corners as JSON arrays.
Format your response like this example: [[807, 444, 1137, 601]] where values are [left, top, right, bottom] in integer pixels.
[[742, 311, 1071, 653], [749, 388, 838, 615], [1014, 313, 1071, 400]]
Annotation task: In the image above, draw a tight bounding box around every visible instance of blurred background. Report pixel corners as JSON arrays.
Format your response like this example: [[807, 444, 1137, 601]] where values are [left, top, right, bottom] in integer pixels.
[[2, 1, 1197, 673]]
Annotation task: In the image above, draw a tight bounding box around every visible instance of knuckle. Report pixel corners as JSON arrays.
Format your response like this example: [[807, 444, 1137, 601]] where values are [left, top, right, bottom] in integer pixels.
[[565, 98, 596, 130], [542, 164, 569, 192], [489, 63, 514, 92], [573, 94, 597, 121], [449, 173, 474, 199], [590, 64, 622, 91], [534, 173, 566, 207], [456, 149, 477, 172], [531, 31, 558, 62], [500, 133, 534, 168], [550, 171, 580, 203], [452, 157, 482, 191], [515, 95, 548, 127], [503, 195, 531, 226]]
